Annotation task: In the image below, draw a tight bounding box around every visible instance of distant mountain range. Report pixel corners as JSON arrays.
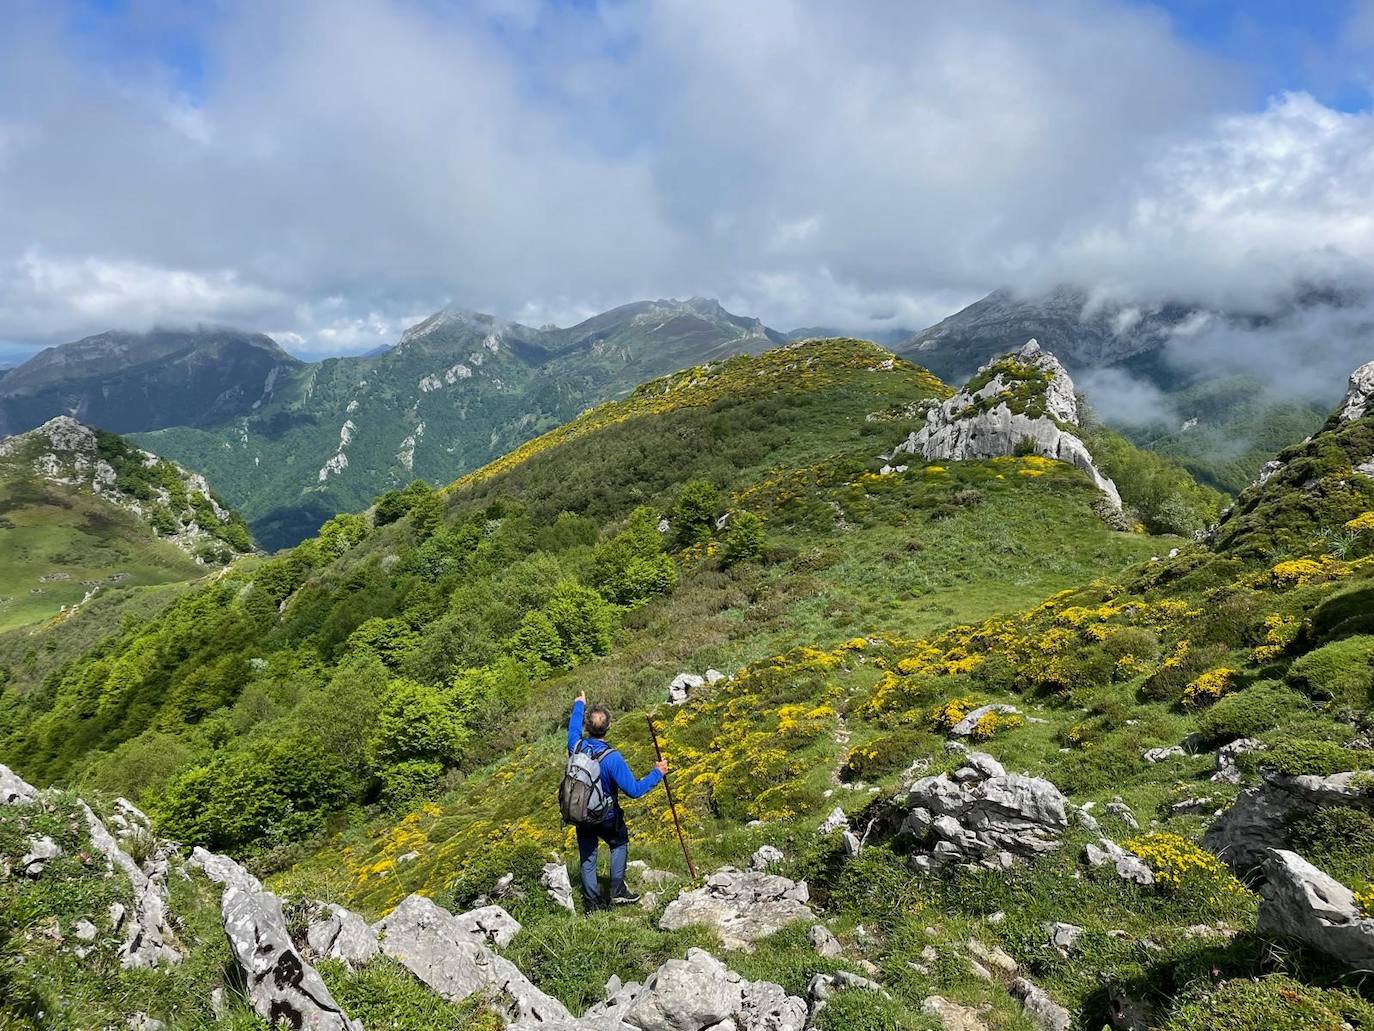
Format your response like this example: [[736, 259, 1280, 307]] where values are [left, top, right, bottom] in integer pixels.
[[2, 287, 1360, 546], [1, 299, 786, 549]]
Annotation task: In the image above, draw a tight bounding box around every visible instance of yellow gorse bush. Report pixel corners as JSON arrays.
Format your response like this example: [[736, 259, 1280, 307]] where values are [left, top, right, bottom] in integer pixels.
[[1125, 832, 1250, 903], [1345, 511, 1374, 534], [1182, 667, 1237, 707], [1355, 883, 1374, 917], [970, 709, 1024, 741]]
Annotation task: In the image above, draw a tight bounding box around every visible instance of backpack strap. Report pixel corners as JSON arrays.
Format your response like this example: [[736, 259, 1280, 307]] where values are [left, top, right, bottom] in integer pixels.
[[579, 738, 617, 763]]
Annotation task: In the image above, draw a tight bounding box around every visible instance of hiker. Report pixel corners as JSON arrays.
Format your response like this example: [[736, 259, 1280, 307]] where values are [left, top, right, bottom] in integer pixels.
[[563, 691, 667, 911]]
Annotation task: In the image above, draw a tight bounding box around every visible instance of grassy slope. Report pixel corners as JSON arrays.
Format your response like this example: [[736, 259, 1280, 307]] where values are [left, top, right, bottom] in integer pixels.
[[0, 473, 205, 631], [6, 339, 1369, 1028]]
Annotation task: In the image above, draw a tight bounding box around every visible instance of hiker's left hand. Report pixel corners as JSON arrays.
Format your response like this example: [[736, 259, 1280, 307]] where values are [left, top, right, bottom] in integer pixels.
[[576, 691, 586, 703]]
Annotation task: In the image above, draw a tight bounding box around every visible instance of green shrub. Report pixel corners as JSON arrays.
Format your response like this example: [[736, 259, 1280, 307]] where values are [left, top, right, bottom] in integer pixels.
[[1158, 974, 1374, 1031], [721, 510, 766, 567], [374, 480, 435, 527], [438, 842, 560, 921], [318, 957, 502, 1030], [1142, 642, 1229, 702], [1099, 626, 1161, 662], [590, 507, 678, 605], [840, 730, 923, 782], [1286, 635, 1374, 704], [810, 988, 934, 1031], [1255, 739, 1374, 777], [1284, 805, 1374, 888], [671, 480, 724, 548], [367, 678, 470, 771], [378, 759, 444, 811], [1308, 582, 1374, 642], [1197, 680, 1305, 744]]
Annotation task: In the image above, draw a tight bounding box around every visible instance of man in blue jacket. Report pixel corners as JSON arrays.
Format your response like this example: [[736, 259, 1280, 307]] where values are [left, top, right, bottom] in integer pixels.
[[567, 691, 667, 911]]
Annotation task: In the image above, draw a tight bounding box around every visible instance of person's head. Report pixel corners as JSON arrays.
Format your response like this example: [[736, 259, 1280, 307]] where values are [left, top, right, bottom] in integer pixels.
[[586, 703, 612, 738]]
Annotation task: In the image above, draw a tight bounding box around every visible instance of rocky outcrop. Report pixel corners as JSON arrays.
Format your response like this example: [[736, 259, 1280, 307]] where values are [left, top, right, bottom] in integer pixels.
[[305, 903, 380, 968], [1083, 838, 1154, 886], [191, 848, 360, 1031], [900, 752, 1070, 870], [891, 341, 1121, 508], [1337, 359, 1374, 422], [1257, 849, 1374, 970], [0, 763, 39, 806], [1203, 770, 1373, 871], [1211, 738, 1265, 785], [542, 859, 576, 912], [375, 894, 570, 1025], [658, 869, 816, 949], [19, 835, 61, 876], [80, 801, 180, 970], [950, 704, 1021, 738], [1010, 978, 1071, 1031], [666, 669, 726, 706]]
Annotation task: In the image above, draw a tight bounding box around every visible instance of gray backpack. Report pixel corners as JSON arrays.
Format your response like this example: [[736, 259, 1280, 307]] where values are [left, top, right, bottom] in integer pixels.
[[560, 740, 613, 825]]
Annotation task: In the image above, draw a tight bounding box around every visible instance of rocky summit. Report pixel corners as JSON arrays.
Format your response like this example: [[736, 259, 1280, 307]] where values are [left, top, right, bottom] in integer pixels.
[[892, 340, 1122, 508]]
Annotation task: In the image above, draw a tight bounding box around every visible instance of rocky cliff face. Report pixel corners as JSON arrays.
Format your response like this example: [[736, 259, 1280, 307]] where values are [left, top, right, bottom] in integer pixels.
[[892, 340, 1122, 508]]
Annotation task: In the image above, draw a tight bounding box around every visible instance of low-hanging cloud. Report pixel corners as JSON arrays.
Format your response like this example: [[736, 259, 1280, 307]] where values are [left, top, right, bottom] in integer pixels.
[[0, 1, 1371, 361]]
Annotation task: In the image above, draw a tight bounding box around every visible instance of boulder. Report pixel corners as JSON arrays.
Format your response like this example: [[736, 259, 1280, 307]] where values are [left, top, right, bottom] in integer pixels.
[[81, 802, 180, 970], [1257, 849, 1374, 970], [659, 869, 816, 949], [542, 860, 576, 912], [950, 705, 1020, 738], [0, 763, 39, 807], [375, 894, 570, 1026], [891, 341, 1121, 509], [1211, 738, 1265, 785], [748, 845, 785, 871], [903, 754, 1069, 869], [305, 902, 380, 968], [667, 673, 705, 706], [598, 948, 805, 1031], [1204, 770, 1372, 871], [1009, 977, 1071, 1031], [1046, 922, 1084, 956], [194, 848, 359, 1030], [807, 970, 886, 1020], [1103, 799, 1139, 830]]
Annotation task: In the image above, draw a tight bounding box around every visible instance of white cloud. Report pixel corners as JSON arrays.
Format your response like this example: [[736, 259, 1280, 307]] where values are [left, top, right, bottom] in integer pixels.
[[0, 0, 1371, 359]]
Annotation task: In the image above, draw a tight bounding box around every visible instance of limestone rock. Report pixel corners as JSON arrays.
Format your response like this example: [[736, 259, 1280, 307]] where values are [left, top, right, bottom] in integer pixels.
[[1338, 359, 1374, 422], [80, 802, 180, 970], [0, 763, 40, 807], [542, 860, 576, 912], [1010, 977, 1071, 1031], [1204, 770, 1372, 871], [1142, 746, 1185, 763], [807, 970, 886, 1020], [921, 996, 990, 1031], [950, 705, 1020, 738], [1257, 849, 1374, 970], [305, 902, 379, 968], [375, 894, 570, 1025], [72, 919, 98, 942], [817, 807, 849, 835], [451, 904, 522, 948], [748, 845, 784, 871], [668, 672, 705, 706], [1211, 738, 1265, 785], [1083, 838, 1154, 886], [1046, 922, 1084, 956], [891, 341, 1121, 509], [1103, 799, 1139, 830], [808, 924, 842, 958], [904, 754, 1069, 869], [659, 869, 815, 949], [20, 835, 61, 876], [195, 848, 359, 1029]]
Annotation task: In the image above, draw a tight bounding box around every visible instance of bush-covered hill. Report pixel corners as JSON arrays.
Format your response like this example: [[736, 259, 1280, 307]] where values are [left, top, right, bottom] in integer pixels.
[[4, 340, 1371, 1030], [0, 418, 253, 631]]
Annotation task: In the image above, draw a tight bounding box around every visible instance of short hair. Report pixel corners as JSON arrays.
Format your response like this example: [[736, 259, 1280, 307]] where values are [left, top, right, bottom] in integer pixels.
[[586, 704, 612, 738]]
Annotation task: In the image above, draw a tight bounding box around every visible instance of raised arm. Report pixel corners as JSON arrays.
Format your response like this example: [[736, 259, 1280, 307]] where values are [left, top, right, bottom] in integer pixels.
[[567, 692, 586, 753]]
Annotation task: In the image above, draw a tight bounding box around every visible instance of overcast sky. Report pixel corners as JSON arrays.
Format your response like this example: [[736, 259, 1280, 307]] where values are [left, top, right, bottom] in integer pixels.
[[1, 0, 1373, 361]]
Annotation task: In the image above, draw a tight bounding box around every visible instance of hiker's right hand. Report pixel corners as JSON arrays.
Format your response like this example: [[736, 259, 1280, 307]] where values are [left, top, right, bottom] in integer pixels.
[[655, 759, 668, 776]]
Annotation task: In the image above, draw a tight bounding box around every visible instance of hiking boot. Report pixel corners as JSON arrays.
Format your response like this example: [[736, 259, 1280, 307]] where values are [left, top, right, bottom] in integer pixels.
[[610, 888, 642, 905], [583, 895, 608, 913]]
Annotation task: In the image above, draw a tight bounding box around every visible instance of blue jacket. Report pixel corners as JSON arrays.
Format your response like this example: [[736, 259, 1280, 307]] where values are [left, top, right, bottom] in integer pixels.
[[567, 699, 663, 819]]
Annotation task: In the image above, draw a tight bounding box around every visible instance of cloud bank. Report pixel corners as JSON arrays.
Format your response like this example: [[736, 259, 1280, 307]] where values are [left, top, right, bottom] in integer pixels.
[[0, 1, 1371, 358]]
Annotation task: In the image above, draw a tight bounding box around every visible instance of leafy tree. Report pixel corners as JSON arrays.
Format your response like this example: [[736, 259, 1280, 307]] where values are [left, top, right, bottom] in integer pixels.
[[374, 479, 434, 527], [671, 480, 724, 548], [346, 617, 420, 670], [721, 510, 766, 566], [317, 512, 369, 557], [367, 678, 470, 770], [591, 506, 678, 605]]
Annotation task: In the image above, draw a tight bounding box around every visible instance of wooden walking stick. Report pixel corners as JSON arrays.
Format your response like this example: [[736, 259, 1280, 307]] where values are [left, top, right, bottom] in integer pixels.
[[646, 714, 697, 881]]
